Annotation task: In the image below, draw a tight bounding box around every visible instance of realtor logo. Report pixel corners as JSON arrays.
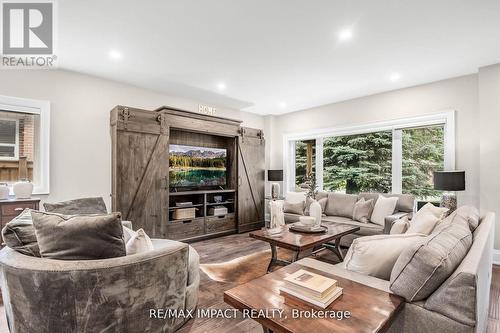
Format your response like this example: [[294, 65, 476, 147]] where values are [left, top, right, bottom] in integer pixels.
[[1, 0, 56, 67]]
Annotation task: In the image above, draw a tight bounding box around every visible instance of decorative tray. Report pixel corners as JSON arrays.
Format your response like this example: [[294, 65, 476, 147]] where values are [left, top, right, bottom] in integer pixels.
[[289, 223, 327, 233]]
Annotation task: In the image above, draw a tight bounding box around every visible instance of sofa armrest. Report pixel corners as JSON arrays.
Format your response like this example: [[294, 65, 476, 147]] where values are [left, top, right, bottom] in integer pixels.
[[384, 212, 409, 234]]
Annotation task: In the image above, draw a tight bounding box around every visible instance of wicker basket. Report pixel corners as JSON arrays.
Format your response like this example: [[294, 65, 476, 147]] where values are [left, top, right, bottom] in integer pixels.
[[173, 207, 196, 220]]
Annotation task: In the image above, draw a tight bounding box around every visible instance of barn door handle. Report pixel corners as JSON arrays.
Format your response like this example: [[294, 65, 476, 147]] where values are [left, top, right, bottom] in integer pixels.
[[161, 177, 168, 190]]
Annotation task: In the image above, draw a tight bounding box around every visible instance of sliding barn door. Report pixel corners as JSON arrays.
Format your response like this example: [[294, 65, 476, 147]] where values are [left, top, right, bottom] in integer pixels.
[[237, 127, 265, 232], [112, 108, 169, 238]]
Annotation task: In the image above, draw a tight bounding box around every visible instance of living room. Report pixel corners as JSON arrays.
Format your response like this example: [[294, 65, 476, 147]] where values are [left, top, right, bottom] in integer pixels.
[[0, 1, 498, 333]]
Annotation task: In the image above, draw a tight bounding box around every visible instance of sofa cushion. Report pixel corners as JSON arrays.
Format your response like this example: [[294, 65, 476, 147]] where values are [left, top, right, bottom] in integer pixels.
[[370, 195, 398, 226], [406, 206, 442, 235], [344, 233, 425, 280], [438, 206, 480, 232], [359, 192, 415, 213], [32, 211, 126, 260], [43, 197, 108, 215], [285, 191, 306, 203], [390, 216, 411, 234], [297, 258, 391, 293], [389, 218, 472, 301], [352, 198, 374, 223], [283, 201, 304, 215], [325, 193, 358, 218], [318, 197, 327, 213], [1, 209, 40, 257]]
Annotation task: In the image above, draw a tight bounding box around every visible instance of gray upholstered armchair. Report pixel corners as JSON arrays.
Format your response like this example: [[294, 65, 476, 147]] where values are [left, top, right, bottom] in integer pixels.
[[0, 239, 200, 333]]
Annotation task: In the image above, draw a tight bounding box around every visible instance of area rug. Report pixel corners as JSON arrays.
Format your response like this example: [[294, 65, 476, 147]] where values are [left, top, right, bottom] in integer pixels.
[[200, 248, 295, 284]]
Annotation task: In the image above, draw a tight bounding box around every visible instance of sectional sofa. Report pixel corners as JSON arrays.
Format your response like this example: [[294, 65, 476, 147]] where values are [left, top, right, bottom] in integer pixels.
[[295, 206, 493, 333], [283, 191, 415, 246]]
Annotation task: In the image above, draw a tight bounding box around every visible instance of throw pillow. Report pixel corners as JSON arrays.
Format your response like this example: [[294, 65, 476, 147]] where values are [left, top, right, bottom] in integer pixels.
[[43, 197, 108, 215], [283, 201, 304, 215], [418, 203, 449, 219], [324, 193, 358, 218], [370, 195, 398, 226], [390, 216, 411, 234], [343, 233, 425, 280], [352, 198, 374, 223], [32, 211, 126, 260], [406, 210, 441, 235], [304, 196, 314, 215], [389, 218, 472, 301], [318, 197, 327, 213], [1, 209, 40, 257], [124, 227, 154, 255]]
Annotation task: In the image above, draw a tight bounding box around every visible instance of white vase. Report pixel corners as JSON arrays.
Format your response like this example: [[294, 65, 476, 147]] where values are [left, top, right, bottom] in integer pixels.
[[0, 183, 9, 200], [308, 199, 322, 226], [13, 180, 33, 199], [269, 200, 285, 228]]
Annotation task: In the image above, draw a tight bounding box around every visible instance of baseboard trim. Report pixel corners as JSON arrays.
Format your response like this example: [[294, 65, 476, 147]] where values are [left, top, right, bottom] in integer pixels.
[[494, 250, 500, 266]]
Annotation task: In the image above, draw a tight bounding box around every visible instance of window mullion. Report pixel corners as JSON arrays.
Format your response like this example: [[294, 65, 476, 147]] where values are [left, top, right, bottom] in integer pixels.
[[392, 129, 403, 194], [315, 137, 323, 191]]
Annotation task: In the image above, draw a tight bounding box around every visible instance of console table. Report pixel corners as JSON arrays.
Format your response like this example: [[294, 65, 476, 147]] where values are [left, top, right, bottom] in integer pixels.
[[0, 197, 40, 243]]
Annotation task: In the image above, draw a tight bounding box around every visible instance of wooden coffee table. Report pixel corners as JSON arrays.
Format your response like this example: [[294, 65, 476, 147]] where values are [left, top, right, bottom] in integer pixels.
[[250, 223, 360, 272], [224, 262, 403, 333]]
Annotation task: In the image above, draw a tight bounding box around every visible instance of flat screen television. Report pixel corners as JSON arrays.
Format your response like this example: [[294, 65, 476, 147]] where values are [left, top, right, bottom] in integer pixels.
[[169, 144, 227, 189]]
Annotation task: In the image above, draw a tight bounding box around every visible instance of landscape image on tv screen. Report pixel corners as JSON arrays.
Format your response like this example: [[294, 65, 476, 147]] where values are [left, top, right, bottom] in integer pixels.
[[169, 144, 227, 188]]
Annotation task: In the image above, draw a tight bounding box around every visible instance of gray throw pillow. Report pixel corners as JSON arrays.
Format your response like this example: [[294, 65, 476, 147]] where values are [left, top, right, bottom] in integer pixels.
[[1, 209, 40, 257], [32, 211, 126, 260], [389, 218, 472, 301], [43, 197, 107, 215], [325, 193, 358, 218], [283, 201, 304, 215], [352, 198, 374, 223]]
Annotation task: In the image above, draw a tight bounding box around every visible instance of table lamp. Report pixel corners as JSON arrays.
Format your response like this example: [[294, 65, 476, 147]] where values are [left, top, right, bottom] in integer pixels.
[[433, 171, 465, 213], [267, 170, 283, 199]]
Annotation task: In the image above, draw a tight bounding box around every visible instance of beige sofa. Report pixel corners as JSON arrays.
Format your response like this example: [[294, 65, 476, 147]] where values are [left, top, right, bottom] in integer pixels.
[[284, 192, 415, 246], [296, 209, 494, 333]]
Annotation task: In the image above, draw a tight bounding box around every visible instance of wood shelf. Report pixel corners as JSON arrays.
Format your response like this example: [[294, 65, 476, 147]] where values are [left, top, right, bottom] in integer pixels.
[[168, 204, 204, 210], [169, 189, 236, 196], [206, 201, 235, 206]]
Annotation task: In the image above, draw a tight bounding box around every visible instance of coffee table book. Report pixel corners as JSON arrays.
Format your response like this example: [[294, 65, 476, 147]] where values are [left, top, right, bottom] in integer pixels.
[[280, 285, 343, 309], [283, 269, 337, 298]]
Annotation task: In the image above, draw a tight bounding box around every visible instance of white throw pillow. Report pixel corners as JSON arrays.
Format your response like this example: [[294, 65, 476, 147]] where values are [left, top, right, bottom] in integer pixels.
[[406, 209, 441, 235], [123, 227, 154, 255], [417, 203, 449, 219], [285, 191, 307, 203], [344, 233, 425, 280], [370, 195, 398, 226], [390, 216, 411, 234]]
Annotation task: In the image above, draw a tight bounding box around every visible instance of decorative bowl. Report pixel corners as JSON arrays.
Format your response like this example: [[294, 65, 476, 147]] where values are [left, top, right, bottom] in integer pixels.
[[299, 216, 316, 225]]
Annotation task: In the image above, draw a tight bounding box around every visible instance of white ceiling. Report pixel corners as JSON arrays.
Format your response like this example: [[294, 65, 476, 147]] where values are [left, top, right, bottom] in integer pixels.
[[58, 0, 500, 115]]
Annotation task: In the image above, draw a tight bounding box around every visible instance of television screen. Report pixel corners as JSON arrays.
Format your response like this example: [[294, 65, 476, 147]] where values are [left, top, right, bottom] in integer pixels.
[[169, 144, 227, 188]]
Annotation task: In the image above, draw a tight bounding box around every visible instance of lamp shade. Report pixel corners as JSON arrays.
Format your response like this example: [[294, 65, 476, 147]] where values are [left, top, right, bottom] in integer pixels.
[[267, 170, 283, 181], [433, 171, 465, 191]]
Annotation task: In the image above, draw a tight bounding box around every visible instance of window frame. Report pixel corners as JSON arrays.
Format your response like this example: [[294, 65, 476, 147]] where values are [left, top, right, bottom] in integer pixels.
[[0, 95, 50, 194], [0, 118, 20, 161], [283, 111, 455, 196]]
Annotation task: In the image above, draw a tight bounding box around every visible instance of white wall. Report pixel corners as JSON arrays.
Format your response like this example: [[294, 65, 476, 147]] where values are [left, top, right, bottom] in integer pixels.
[[270, 74, 480, 208], [0, 70, 265, 208], [479, 64, 500, 249]]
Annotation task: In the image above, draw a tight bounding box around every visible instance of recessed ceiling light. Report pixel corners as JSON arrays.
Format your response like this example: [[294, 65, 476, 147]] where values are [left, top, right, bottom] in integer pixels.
[[108, 50, 122, 60], [338, 28, 353, 41], [390, 73, 401, 82], [279, 102, 287, 108], [216, 82, 226, 91]]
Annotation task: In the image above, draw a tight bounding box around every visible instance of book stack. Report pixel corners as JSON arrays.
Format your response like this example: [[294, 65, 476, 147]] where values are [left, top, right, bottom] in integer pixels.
[[279, 269, 342, 309]]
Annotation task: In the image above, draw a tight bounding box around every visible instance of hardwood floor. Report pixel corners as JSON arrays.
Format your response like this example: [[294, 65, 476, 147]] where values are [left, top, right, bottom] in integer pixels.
[[0, 233, 499, 332]]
